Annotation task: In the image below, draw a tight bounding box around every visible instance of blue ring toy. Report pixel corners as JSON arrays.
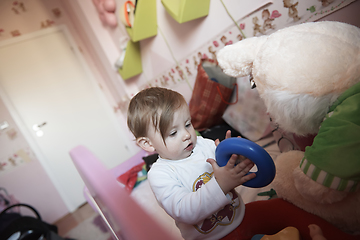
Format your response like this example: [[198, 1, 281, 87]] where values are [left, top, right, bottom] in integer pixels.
[[215, 138, 276, 188]]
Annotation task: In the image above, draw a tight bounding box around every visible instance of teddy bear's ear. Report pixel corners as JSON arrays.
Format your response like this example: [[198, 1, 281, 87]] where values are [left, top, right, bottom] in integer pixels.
[[217, 35, 268, 77]]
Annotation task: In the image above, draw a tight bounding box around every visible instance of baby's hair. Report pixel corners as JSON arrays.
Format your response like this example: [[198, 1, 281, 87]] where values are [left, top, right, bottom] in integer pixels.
[[127, 87, 187, 142]]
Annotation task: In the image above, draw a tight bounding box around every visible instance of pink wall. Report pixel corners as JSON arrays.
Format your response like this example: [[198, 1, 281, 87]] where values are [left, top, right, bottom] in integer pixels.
[[317, 0, 360, 26], [0, 0, 114, 224], [0, 0, 69, 224], [63, 0, 360, 102], [0, 97, 68, 224], [0, 0, 137, 224]]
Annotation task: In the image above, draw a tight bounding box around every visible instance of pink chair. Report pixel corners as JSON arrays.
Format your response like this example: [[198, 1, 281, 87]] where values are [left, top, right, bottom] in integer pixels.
[[69, 145, 176, 240]]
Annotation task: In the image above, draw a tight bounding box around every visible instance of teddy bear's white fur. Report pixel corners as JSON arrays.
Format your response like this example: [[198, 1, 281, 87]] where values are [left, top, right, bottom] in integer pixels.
[[217, 21, 360, 234]]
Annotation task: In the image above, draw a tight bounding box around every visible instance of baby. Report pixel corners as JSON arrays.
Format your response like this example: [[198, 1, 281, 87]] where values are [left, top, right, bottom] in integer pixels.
[[127, 87, 255, 240]]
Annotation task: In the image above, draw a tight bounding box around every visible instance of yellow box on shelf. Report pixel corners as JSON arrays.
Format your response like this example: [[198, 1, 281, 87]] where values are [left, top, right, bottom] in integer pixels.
[[118, 40, 142, 80], [161, 0, 210, 24], [125, 0, 157, 42]]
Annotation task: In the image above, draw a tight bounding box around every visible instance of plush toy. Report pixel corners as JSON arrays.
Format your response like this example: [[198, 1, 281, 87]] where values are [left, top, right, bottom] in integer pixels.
[[92, 0, 118, 27], [216, 21, 360, 235]]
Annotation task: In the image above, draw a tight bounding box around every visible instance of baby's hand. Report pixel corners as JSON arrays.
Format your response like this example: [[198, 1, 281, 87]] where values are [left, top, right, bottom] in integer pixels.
[[215, 130, 232, 146], [207, 154, 256, 194]]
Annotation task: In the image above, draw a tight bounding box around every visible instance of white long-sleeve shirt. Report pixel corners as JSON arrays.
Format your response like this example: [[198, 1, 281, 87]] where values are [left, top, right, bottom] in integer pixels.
[[148, 136, 245, 240]]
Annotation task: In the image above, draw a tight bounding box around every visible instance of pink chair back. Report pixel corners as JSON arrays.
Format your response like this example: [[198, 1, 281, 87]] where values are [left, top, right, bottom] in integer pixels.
[[70, 145, 176, 240]]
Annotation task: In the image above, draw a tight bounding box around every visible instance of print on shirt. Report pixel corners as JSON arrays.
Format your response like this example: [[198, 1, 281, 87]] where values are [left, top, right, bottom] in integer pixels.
[[192, 172, 241, 234]]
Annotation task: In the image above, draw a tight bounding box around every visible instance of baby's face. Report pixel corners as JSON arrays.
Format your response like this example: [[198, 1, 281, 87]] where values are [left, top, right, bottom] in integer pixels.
[[147, 105, 197, 160]]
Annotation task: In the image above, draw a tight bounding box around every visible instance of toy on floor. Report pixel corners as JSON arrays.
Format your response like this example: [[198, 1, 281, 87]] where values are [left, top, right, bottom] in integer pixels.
[[251, 225, 327, 240], [215, 137, 275, 188], [217, 21, 360, 235], [251, 226, 300, 240]]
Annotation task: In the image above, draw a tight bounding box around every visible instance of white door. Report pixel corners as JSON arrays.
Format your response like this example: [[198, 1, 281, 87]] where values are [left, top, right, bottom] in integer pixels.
[[0, 26, 134, 212]]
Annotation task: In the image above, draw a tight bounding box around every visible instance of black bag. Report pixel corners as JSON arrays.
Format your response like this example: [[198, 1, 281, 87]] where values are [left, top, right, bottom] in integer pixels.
[[0, 203, 71, 240]]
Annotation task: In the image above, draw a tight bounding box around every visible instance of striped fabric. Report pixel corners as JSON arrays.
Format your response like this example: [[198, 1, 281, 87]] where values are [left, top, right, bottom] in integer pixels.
[[300, 158, 359, 192]]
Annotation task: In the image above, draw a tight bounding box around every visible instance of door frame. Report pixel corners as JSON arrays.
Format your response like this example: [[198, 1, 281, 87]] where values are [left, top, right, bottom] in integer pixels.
[[0, 25, 131, 211]]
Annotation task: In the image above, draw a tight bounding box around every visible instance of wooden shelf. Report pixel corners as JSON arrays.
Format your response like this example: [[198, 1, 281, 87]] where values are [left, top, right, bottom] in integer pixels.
[[125, 0, 157, 42], [118, 40, 142, 80], [162, 0, 210, 24]]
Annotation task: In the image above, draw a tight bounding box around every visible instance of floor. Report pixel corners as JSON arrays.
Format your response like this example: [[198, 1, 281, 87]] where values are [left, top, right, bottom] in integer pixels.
[[54, 203, 96, 237]]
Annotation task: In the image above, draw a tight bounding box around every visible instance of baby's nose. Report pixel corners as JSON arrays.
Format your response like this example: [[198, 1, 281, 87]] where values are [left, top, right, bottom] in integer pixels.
[[183, 130, 191, 140]]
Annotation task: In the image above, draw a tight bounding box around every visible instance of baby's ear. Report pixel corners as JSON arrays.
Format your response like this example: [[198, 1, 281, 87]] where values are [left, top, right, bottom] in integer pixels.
[[217, 35, 268, 77], [136, 137, 155, 152]]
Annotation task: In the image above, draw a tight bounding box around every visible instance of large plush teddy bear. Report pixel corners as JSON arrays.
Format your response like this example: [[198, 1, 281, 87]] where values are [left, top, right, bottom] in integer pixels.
[[216, 21, 360, 234]]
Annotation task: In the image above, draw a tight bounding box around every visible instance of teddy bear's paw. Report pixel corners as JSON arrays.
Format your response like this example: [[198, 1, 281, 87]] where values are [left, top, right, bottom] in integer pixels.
[[271, 151, 302, 189], [293, 167, 349, 204]]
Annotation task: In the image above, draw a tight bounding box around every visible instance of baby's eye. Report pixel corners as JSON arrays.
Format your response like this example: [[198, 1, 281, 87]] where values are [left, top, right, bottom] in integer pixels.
[[185, 122, 192, 128], [169, 131, 177, 137]]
